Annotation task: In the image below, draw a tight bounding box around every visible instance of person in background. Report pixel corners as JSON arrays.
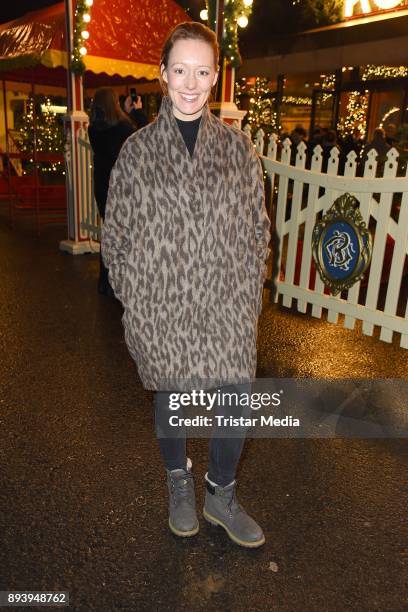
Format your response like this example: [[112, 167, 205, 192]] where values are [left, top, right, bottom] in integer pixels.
[[321, 129, 339, 173], [320, 127, 329, 144], [290, 126, 307, 148], [338, 127, 364, 174], [88, 88, 147, 296], [306, 127, 322, 166], [385, 123, 398, 148], [290, 126, 307, 163], [343, 127, 364, 158], [124, 94, 149, 130], [361, 127, 390, 168]]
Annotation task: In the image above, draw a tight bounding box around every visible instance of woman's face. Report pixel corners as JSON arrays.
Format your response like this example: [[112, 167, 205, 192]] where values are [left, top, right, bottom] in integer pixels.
[[161, 38, 218, 121]]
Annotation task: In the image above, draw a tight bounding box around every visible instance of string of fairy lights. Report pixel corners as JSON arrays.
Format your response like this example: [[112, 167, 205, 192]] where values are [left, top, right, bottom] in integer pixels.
[[379, 106, 400, 127], [362, 65, 408, 80], [283, 95, 312, 106], [236, 62, 407, 137], [200, 0, 254, 68], [70, 0, 93, 75]]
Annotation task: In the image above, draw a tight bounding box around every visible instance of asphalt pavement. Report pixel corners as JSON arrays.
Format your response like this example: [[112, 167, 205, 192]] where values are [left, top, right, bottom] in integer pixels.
[[0, 219, 406, 611]]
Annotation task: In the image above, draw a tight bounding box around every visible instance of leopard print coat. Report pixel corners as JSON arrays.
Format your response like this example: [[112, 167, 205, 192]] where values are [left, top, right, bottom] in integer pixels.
[[101, 95, 271, 391]]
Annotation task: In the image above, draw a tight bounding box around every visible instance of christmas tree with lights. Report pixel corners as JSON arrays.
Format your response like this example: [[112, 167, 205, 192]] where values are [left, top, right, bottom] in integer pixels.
[[16, 95, 64, 174], [338, 91, 369, 138], [36, 97, 64, 153], [236, 77, 279, 136], [17, 96, 35, 154]]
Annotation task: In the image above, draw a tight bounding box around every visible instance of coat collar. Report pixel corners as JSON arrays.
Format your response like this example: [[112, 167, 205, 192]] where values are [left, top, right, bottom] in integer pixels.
[[157, 95, 215, 164]]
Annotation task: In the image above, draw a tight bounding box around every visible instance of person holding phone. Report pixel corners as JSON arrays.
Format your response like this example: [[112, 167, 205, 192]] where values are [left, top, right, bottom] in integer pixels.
[[124, 88, 149, 130], [101, 22, 270, 547]]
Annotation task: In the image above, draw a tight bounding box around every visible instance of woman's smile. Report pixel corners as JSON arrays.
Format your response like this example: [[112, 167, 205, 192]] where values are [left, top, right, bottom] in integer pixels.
[[179, 94, 200, 102]]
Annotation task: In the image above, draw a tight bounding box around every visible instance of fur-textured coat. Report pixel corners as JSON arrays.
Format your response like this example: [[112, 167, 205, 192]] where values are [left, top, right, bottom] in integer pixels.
[[101, 95, 271, 391]]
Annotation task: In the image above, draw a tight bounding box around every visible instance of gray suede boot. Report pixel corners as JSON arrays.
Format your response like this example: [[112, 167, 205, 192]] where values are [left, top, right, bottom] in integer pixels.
[[166, 457, 199, 537], [203, 473, 265, 548]]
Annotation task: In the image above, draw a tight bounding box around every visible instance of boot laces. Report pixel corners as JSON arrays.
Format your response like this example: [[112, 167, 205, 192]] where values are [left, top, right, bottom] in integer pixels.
[[170, 471, 195, 505], [225, 487, 244, 516]]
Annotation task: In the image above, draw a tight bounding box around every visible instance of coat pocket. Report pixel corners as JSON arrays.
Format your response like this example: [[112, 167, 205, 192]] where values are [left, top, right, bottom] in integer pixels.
[[254, 257, 267, 316]]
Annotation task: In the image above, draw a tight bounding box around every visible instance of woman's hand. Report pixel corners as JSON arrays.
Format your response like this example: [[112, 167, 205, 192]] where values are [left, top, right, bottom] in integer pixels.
[[124, 95, 143, 113]]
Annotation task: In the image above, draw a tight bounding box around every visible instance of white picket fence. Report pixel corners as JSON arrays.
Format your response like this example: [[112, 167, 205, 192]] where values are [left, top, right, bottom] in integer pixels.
[[76, 122, 408, 348], [246, 126, 408, 349]]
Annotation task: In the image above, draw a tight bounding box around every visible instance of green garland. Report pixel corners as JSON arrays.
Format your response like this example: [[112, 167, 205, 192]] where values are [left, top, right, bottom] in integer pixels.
[[70, 0, 92, 76], [299, 0, 343, 26], [206, 0, 253, 69]]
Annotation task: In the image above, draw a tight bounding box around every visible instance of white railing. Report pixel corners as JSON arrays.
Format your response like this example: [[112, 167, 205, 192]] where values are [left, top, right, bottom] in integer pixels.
[[77, 127, 101, 240], [248, 127, 408, 349]]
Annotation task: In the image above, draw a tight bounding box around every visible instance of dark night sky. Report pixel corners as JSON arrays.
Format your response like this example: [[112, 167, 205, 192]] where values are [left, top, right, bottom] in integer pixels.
[[0, 1, 59, 24], [0, 1, 305, 58]]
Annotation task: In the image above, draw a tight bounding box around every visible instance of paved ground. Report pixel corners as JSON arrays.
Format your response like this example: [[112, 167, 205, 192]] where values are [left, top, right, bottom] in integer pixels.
[[0, 219, 407, 611]]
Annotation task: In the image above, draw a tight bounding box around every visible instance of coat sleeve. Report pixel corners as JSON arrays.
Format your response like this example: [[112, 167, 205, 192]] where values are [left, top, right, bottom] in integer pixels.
[[250, 146, 271, 266], [100, 141, 132, 303]]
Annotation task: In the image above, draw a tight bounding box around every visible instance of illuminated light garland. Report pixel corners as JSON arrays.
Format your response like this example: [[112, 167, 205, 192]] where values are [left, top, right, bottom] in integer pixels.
[[236, 76, 280, 134], [204, 0, 253, 69], [337, 90, 369, 137], [362, 64, 408, 80], [282, 95, 312, 106], [71, 0, 93, 75], [322, 73, 336, 90], [378, 106, 408, 127], [321, 72, 336, 102], [379, 106, 399, 127]]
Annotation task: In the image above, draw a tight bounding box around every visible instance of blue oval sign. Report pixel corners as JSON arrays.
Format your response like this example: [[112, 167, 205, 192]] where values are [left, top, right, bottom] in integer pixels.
[[312, 193, 373, 295], [321, 221, 360, 281]]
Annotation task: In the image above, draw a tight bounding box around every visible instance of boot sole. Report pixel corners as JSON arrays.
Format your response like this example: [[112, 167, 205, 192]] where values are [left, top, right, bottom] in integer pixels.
[[203, 509, 265, 548], [168, 518, 199, 537]]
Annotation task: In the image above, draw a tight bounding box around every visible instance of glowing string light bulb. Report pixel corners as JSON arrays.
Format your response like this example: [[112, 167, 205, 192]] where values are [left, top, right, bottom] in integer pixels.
[[237, 15, 248, 28]]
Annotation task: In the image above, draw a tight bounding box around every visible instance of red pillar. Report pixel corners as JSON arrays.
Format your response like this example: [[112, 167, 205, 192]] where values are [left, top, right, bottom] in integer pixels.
[[209, 0, 247, 127], [60, 0, 93, 254]]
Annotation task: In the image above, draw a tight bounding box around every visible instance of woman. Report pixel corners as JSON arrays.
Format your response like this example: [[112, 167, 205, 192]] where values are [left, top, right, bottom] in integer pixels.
[[102, 23, 271, 548], [88, 88, 147, 295]]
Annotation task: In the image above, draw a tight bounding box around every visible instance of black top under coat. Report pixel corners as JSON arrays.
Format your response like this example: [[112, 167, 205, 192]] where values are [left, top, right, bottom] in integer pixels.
[[175, 115, 202, 158]]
